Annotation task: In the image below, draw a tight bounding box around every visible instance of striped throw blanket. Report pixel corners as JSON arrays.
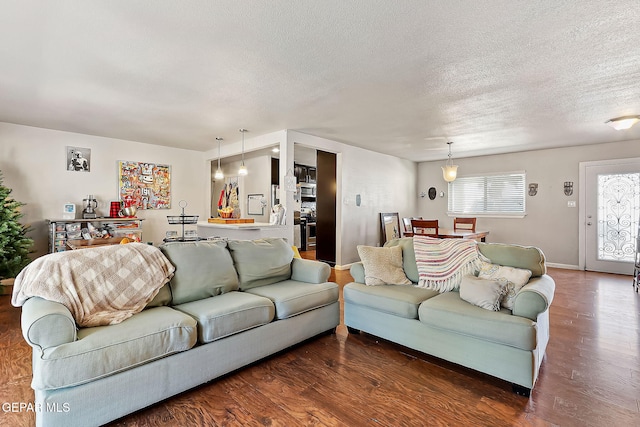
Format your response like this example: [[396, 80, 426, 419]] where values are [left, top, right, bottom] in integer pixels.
[[413, 236, 485, 292]]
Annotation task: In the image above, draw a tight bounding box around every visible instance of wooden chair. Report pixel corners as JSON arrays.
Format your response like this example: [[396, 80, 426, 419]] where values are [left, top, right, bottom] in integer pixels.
[[410, 219, 439, 237], [402, 217, 422, 236], [453, 217, 476, 232]]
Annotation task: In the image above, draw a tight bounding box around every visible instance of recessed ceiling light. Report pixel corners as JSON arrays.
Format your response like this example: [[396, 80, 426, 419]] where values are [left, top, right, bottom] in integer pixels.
[[605, 115, 640, 130], [272, 147, 280, 153]]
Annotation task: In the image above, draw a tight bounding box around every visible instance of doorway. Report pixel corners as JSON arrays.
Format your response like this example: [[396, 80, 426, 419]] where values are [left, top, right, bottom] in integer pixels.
[[582, 158, 640, 275], [315, 150, 337, 265]]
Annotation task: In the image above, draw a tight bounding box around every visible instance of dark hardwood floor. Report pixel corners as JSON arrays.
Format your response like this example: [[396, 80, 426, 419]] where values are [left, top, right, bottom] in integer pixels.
[[1, 267, 639, 426]]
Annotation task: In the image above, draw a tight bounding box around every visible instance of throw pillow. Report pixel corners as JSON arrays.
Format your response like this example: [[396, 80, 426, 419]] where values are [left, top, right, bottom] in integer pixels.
[[292, 245, 302, 259], [459, 275, 507, 311], [477, 262, 532, 310], [357, 245, 411, 286]]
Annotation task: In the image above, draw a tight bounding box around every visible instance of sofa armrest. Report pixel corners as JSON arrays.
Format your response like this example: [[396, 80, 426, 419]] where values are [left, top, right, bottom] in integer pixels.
[[512, 275, 555, 321], [21, 297, 77, 351], [350, 262, 365, 284], [291, 258, 331, 283]]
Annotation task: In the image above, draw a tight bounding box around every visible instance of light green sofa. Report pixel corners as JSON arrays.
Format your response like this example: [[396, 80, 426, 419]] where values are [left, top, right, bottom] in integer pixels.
[[344, 238, 555, 396], [19, 238, 339, 427]]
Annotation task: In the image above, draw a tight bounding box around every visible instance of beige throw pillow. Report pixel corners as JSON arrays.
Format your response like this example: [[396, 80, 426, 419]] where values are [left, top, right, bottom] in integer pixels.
[[459, 275, 507, 311], [357, 245, 411, 286], [477, 262, 532, 310]]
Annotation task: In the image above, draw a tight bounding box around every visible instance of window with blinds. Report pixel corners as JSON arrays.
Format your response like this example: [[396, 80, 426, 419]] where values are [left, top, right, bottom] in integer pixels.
[[447, 172, 526, 216]]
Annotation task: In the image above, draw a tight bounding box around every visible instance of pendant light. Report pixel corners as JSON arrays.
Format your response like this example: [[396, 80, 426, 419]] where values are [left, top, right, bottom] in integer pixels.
[[238, 128, 248, 176], [214, 137, 224, 180], [441, 141, 458, 182]]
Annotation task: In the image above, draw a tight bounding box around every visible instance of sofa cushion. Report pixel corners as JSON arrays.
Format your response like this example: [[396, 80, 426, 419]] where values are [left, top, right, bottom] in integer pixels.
[[32, 306, 197, 390], [418, 292, 538, 351], [160, 240, 239, 305], [357, 245, 411, 286], [383, 237, 419, 283], [227, 238, 294, 290], [459, 275, 507, 311], [146, 283, 172, 307], [343, 282, 439, 319], [246, 280, 339, 319], [478, 242, 546, 277], [173, 292, 275, 343]]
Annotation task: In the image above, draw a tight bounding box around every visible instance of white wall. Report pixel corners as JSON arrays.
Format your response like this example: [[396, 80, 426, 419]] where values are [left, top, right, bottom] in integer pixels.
[[417, 139, 640, 267], [288, 131, 417, 267], [0, 122, 206, 258]]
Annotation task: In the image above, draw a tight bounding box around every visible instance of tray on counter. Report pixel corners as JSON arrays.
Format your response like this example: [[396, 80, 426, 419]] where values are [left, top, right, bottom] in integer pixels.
[[207, 218, 255, 224]]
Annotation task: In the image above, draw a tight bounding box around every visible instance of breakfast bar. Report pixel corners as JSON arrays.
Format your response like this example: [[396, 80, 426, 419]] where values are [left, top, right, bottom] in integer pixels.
[[196, 221, 290, 241]]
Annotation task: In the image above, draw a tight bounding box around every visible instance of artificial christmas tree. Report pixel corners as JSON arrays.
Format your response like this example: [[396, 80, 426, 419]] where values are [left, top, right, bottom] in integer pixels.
[[0, 170, 33, 293]]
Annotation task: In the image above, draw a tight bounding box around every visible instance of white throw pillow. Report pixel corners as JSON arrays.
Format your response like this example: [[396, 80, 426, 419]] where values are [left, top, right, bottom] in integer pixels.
[[459, 275, 507, 311], [477, 262, 532, 310], [357, 245, 411, 286]]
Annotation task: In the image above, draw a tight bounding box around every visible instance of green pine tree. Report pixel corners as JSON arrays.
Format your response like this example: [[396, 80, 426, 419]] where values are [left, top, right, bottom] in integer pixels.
[[0, 170, 33, 279]]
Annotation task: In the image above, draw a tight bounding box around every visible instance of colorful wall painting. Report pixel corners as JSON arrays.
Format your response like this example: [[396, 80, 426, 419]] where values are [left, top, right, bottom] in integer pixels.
[[118, 161, 171, 209]]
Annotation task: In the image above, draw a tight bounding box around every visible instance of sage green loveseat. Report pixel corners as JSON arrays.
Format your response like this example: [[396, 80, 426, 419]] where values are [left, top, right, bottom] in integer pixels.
[[344, 238, 554, 396], [19, 238, 339, 427]]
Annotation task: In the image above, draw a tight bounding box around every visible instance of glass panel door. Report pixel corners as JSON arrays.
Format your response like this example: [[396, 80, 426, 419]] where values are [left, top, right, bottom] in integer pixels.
[[585, 159, 640, 275], [596, 173, 640, 262]]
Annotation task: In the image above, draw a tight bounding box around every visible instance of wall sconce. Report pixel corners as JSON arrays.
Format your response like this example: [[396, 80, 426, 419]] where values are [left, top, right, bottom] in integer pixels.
[[564, 182, 573, 196], [528, 183, 538, 196]]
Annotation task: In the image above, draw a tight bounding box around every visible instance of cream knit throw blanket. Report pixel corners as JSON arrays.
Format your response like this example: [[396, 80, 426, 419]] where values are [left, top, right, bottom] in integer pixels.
[[12, 243, 175, 327], [413, 236, 485, 292]]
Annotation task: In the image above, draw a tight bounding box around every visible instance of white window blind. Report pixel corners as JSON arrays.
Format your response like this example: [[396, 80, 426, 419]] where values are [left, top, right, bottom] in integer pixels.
[[447, 172, 526, 216]]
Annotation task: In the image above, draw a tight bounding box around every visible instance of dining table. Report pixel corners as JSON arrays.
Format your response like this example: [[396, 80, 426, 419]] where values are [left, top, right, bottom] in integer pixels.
[[404, 228, 489, 242]]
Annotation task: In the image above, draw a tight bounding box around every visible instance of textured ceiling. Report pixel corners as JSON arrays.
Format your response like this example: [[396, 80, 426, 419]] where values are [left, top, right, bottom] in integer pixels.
[[1, 1, 639, 161]]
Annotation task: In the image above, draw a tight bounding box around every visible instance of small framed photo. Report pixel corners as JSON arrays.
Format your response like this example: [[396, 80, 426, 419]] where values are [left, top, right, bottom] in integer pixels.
[[248, 194, 265, 215], [67, 146, 91, 172], [62, 203, 76, 219]]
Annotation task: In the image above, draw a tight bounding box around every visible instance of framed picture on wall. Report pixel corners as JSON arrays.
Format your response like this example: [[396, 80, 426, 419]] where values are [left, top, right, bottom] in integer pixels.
[[380, 212, 401, 246], [118, 160, 171, 209], [66, 146, 91, 172], [247, 194, 265, 215]]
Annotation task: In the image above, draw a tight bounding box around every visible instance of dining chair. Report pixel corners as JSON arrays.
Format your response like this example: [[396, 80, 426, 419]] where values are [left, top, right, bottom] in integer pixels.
[[454, 217, 476, 232], [411, 219, 439, 237], [402, 217, 422, 236]]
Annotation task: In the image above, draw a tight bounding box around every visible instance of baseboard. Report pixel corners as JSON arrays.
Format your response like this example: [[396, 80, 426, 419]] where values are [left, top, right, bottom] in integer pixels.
[[546, 263, 581, 270], [334, 263, 353, 271]]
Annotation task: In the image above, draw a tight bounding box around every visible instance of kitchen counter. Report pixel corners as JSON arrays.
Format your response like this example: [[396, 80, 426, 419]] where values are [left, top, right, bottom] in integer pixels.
[[197, 221, 291, 241]]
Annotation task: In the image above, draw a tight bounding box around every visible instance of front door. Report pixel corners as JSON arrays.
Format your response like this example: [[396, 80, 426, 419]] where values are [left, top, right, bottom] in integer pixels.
[[584, 158, 640, 275]]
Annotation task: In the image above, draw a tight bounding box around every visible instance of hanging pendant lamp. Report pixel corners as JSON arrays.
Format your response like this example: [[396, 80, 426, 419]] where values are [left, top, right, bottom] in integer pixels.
[[441, 141, 458, 182], [238, 129, 248, 176], [214, 137, 224, 180]]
